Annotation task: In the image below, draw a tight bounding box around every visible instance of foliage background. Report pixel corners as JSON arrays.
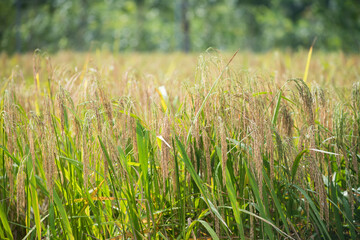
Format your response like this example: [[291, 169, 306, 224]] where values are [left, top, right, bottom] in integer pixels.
[[0, 0, 359, 54]]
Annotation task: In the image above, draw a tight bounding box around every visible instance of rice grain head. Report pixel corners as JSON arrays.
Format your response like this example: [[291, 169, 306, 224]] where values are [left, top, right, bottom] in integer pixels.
[[219, 117, 227, 185], [16, 163, 26, 221], [57, 87, 66, 134], [161, 116, 170, 190], [203, 125, 212, 184]]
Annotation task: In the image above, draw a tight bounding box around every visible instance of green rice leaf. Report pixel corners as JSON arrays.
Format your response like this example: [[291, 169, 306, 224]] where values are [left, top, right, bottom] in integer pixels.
[[272, 91, 282, 126], [291, 149, 308, 183], [53, 191, 75, 240], [225, 167, 245, 239], [0, 204, 13, 240], [198, 220, 219, 240], [176, 137, 230, 233]]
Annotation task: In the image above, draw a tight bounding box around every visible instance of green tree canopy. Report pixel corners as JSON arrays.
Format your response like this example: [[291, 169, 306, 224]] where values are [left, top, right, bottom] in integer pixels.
[[0, 0, 359, 53]]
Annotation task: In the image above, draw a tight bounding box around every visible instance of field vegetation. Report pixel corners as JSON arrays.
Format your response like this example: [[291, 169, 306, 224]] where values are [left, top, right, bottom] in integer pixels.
[[0, 50, 359, 239]]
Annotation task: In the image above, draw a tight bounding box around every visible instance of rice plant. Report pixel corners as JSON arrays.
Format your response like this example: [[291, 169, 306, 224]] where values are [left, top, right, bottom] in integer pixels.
[[0, 50, 359, 239]]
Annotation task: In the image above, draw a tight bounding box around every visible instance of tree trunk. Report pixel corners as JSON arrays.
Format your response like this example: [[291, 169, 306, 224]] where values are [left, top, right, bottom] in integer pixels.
[[135, 0, 145, 51], [181, 0, 190, 52], [15, 0, 21, 53], [175, 0, 190, 52]]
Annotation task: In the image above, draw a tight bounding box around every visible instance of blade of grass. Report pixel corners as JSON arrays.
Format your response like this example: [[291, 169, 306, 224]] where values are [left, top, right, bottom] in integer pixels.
[[175, 137, 230, 233], [225, 167, 245, 239], [244, 162, 274, 240], [329, 181, 344, 240], [198, 220, 219, 240], [272, 91, 282, 126], [262, 169, 290, 234], [292, 184, 331, 240], [291, 149, 308, 183], [0, 203, 13, 240], [25, 148, 41, 240], [53, 191, 75, 240], [186, 49, 239, 142], [235, 208, 295, 240], [21, 214, 49, 240], [303, 38, 316, 83]]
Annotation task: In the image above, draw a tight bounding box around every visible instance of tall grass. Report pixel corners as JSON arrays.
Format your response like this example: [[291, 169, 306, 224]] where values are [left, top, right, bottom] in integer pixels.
[[0, 50, 359, 239]]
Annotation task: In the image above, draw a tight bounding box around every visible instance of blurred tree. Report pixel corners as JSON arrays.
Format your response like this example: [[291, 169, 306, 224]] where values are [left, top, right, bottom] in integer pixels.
[[15, 0, 21, 52], [175, 0, 190, 52], [75, 0, 89, 50], [0, 0, 359, 53], [135, 0, 146, 51], [0, 0, 15, 53]]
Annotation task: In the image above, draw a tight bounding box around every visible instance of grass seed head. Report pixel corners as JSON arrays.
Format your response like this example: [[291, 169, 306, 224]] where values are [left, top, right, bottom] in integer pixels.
[[295, 79, 314, 124], [280, 105, 293, 137], [16, 163, 26, 221], [351, 82, 360, 109], [219, 117, 227, 185], [98, 84, 114, 127], [202, 125, 212, 184], [57, 88, 66, 134], [161, 116, 170, 189]]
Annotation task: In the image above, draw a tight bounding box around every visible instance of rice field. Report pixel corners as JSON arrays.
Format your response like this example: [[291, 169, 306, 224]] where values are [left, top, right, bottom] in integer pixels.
[[0, 50, 359, 239]]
